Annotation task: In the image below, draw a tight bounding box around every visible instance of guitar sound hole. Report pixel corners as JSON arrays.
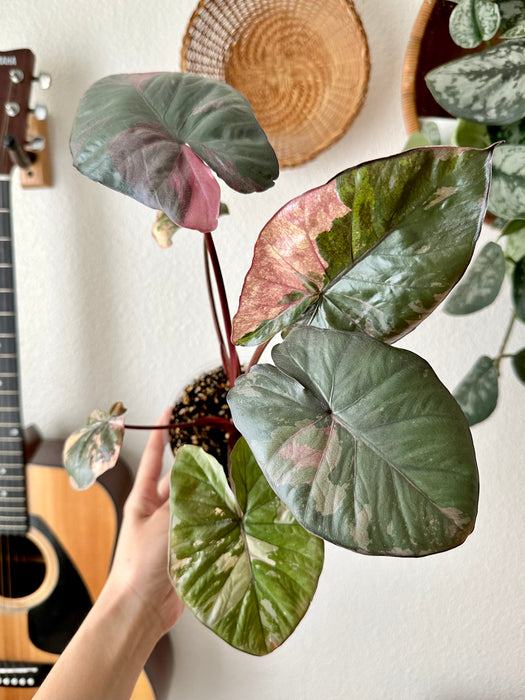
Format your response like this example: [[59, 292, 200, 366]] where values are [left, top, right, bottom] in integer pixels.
[[0, 534, 46, 598]]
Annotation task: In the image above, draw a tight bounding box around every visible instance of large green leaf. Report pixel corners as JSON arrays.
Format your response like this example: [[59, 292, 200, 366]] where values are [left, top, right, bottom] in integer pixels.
[[426, 40, 525, 125], [62, 403, 126, 490], [444, 242, 506, 314], [449, 0, 500, 48], [70, 73, 278, 233], [233, 147, 492, 346], [489, 145, 525, 219], [228, 327, 479, 556], [454, 356, 499, 425], [512, 255, 525, 319], [454, 119, 491, 148], [169, 439, 324, 656]]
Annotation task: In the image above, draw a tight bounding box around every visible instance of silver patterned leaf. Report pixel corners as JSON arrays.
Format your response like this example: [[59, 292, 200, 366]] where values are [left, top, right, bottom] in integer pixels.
[[489, 144, 525, 219], [454, 356, 499, 425], [449, 0, 500, 48], [444, 242, 506, 314], [426, 40, 525, 125]]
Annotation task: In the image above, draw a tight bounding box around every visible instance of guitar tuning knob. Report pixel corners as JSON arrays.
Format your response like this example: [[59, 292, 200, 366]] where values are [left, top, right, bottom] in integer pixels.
[[25, 136, 46, 152], [34, 72, 52, 90], [31, 104, 48, 121]]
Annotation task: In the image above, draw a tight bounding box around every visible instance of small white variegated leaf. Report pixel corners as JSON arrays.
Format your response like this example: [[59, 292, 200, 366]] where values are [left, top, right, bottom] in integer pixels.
[[449, 0, 500, 48], [500, 0, 525, 37]]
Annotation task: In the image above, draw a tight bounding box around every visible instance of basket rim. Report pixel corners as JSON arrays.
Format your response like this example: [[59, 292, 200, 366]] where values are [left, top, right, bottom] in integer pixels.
[[180, 0, 370, 168]]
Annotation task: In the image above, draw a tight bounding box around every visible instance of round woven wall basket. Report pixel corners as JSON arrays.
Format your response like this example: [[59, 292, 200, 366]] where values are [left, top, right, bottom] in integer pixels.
[[181, 0, 370, 168], [402, 0, 485, 135]]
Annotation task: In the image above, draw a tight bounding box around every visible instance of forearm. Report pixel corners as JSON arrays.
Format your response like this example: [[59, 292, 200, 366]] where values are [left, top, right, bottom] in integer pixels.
[[34, 580, 162, 700]]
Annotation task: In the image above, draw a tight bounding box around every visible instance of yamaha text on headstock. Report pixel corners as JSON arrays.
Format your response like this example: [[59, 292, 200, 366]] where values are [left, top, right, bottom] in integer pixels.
[[0, 50, 170, 699]]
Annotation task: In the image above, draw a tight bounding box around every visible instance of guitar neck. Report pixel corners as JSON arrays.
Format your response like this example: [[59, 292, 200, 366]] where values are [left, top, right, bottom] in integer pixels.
[[0, 177, 28, 535]]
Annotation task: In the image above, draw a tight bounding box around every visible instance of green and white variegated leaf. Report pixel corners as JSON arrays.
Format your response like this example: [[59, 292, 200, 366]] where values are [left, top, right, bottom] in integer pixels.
[[489, 144, 525, 219], [169, 439, 324, 656], [454, 119, 491, 148], [444, 242, 506, 314], [499, 0, 525, 37], [426, 40, 525, 125], [512, 347, 525, 382], [232, 146, 493, 346], [501, 219, 525, 274], [228, 327, 479, 556], [454, 356, 499, 425], [449, 0, 500, 48], [62, 403, 127, 490], [512, 254, 525, 319]]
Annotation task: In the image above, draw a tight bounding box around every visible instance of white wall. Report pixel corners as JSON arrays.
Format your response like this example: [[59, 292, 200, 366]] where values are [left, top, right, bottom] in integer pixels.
[[2, 1, 525, 698]]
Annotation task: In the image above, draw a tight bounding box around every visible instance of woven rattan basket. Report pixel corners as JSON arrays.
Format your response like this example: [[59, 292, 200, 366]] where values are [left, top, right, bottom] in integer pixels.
[[181, 0, 370, 168], [402, 0, 480, 134]]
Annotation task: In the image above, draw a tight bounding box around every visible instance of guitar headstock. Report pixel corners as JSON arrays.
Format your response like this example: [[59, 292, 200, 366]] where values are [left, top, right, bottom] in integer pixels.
[[0, 49, 50, 178]]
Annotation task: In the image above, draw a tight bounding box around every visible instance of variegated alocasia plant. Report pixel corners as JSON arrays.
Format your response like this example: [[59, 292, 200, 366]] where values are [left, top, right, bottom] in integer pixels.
[[407, 0, 525, 425], [64, 68, 495, 655]]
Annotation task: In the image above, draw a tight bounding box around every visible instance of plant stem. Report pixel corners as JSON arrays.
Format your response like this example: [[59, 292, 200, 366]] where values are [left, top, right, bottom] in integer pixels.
[[203, 237, 230, 376], [125, 416, 235, 431], [495, 312, 517, 371], [248, 339, 271, 370], [203, 232, 242, 386]]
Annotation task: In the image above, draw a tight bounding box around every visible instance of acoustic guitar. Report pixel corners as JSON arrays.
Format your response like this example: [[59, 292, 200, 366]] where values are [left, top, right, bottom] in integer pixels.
[[0, 49, 172, 699]]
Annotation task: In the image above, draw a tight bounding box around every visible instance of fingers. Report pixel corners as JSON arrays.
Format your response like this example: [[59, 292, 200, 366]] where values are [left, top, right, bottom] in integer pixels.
[[157, 471, 171, 504], [133, 408, 172, 496]]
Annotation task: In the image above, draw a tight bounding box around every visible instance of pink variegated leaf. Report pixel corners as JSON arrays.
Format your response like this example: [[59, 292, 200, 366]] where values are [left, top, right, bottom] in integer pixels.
[[232, 182, 350, 345], [63, 403, 127, 490]]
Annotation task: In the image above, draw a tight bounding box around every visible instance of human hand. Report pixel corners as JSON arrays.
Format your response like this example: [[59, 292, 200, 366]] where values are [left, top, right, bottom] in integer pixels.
[[105, 408, 184, 640]]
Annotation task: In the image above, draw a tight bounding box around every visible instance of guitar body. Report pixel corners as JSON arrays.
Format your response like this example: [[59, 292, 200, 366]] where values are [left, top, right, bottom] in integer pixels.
[[0, 430, 171, 700]]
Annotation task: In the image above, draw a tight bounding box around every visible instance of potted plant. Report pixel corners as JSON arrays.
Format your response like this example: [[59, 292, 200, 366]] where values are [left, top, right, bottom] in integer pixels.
[[402, 0, 525, 425], [63, 70, 494, 656]]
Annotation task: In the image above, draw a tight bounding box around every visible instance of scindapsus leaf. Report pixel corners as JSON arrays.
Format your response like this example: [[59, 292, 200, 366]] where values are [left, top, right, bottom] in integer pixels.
[[426, 40, 525, 125], [512, 348, 525, 382], [512, 255, 525, 320], [444, 242, 505, 314], [502, 219, 525, 273], [449, 0, 500, 48], [70, 73, 278, 233], [489, 145, 525, 219], [454, 356, 499, 425], [228, 327, 479, 556], [63, 403, 126, 490], [169, 439, 324, 656], [233, 146, 493, 346], [499, 0, 525, 37]]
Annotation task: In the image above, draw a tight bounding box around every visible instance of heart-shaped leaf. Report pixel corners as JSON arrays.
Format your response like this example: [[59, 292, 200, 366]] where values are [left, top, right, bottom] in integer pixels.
[[228, 327, 479, 556], [454, 356, 499, 425], [489, 145, 525, 219], [512, 255, 525, 320], [444, 242, 505, 314], [169, 439, 324, 656], [63, 403, 127, 490], [70, 73, 278, 232], [426, 40, 525, 125], [449, 0, 500, 48], [233, 146, 493, 346]]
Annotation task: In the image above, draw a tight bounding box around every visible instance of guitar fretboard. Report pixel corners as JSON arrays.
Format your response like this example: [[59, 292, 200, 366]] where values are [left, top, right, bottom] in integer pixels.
[[0, 178, 28, 534]]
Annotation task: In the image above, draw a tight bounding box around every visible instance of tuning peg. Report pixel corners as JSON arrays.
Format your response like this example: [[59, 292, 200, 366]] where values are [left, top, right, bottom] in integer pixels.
[[31, 104, 48, 121], [25, 136, 46, 152], [34, 72, 52, 90], [9, 69, 24, 84]]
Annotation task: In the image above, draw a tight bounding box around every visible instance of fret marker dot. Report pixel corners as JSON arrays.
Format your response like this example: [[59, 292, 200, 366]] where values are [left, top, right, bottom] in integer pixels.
[[1, 490, 7, 497], [9, 428, 18, 437], [0, 467, 5, 475]]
